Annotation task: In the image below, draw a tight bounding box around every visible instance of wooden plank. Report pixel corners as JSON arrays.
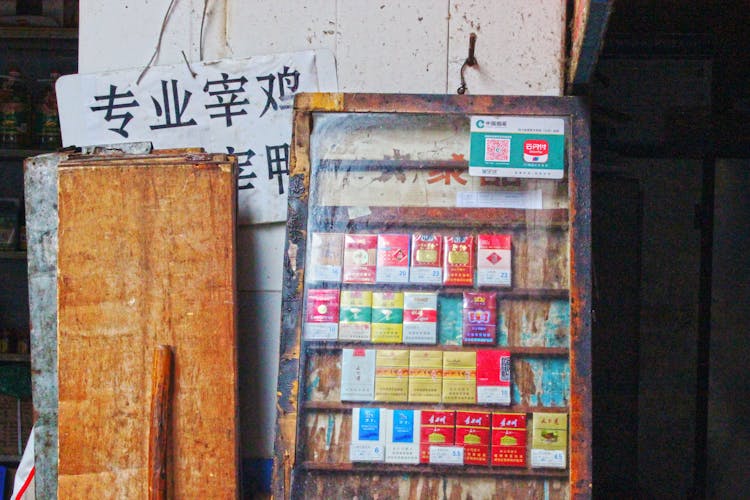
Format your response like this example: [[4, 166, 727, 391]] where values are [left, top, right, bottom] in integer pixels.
[[57, 154, 239, 499]]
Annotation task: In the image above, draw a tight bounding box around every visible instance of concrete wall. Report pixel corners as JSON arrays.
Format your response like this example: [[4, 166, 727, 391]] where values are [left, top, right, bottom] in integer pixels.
[[78, 0, 567, 465]]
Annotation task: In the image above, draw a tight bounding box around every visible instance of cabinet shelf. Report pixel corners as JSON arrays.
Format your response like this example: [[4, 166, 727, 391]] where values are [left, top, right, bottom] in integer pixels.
[[312, 206, 569, 230], [0, 27, 77, 40], [304, 343, 568, 356], [300, 461, 568, 478], [0, 251, 26, 260], [306, 285, 569, 300], [303, 401, 568, 413], [0, 148, 54, 160], [0, 353, 30, 362]]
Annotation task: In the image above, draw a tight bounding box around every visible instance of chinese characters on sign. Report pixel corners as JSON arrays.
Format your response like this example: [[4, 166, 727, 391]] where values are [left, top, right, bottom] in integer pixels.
[[57, 50, 338, 224]]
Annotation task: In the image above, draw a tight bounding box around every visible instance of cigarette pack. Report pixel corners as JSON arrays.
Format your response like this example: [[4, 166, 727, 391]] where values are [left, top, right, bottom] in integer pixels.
[[491, 413, 527, 467], [374, 349, 409, 402], [456, 411, 491, 466], [350, 407, 386, 462], [308, 232, 344, 282], [476, 350, 512, 405], [477, 234, 512, 287], [530, 412, 567, 469], [419, 410, 456, 464], [443, 235, 475, 287], [371, 291, 404, 344], [437, 294, 463, 346], [442, 351, 477, 404], [343, 234, 378, 283], [339, 290, 372, 342], [303, 289, 340, 341], [403, 292, 438, 344], [340, 348, 376, 402], [407, 350, 443, 403], [384, 409, 421, 464], [376, 234, 410, 283], [409, 233, 443, 284], [462, 291, 497, 345]]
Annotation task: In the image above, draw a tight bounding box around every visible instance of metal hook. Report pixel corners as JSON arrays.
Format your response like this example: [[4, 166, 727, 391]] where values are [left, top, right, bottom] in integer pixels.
[[457, 33, 477, 95]]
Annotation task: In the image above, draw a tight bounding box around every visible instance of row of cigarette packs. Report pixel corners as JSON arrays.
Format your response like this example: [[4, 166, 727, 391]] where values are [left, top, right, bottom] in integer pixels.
[[350, 408, 567, 469], [306, 289, 498, 344], [309, 232, 511, 287], [341, 348, 511, 405]]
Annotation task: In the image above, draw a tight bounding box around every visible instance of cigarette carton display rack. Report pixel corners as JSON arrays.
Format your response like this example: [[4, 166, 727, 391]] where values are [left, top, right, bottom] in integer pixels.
[[273, 94, 591, 499]]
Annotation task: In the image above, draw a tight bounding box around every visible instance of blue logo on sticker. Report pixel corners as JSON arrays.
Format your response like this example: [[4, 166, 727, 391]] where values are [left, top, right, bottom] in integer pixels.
[[392, 410, 414, 443], [358, 408, 380, 441], [476, 119, 485, 129]]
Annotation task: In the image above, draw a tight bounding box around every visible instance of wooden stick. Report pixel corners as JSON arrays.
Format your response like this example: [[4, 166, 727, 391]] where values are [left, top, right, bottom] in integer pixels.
[[148, 345, 174, 500]]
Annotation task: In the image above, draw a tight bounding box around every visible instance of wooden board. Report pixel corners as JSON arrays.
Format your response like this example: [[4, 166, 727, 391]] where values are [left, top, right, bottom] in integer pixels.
[[56, 153, 239, 498]]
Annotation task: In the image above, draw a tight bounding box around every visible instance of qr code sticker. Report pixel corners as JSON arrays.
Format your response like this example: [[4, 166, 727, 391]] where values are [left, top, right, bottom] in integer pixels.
[[485, 137, 511, 162]]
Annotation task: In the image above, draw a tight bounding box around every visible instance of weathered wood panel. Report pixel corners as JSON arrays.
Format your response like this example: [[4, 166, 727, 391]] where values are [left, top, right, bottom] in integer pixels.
[[57, 154, 239, 498], [297, 472, 568, 500]]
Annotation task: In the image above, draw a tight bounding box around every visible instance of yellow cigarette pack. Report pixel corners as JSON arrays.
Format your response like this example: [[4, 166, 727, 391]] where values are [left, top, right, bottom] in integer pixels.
[[374, 349, 410, 402], [442, 351, 477, 404], [408, 350, 443, 403]]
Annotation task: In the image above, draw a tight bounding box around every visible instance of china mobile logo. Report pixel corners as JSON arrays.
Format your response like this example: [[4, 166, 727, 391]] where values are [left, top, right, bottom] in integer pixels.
[[523, 139, 549, 163]]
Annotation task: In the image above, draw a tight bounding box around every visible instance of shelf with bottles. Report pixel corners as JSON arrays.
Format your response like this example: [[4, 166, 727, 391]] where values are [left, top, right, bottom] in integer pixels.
[[0, 66, 63, 151]]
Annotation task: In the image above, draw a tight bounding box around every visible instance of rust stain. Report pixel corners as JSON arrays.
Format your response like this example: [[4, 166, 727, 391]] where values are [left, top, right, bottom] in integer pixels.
[[513, 359, 537, 406]]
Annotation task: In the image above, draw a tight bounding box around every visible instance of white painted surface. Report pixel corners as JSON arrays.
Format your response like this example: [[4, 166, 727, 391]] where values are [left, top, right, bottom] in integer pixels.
[[237, 291, 281, 457], [78, 0, 567, 460], [336, 1, 449, 93], [448, 0, 564, 96], [237, 224, 286, 292]]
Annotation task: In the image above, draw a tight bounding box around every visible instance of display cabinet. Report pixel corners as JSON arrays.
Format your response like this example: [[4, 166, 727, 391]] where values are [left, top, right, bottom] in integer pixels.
[[273, 94, 591, 499]]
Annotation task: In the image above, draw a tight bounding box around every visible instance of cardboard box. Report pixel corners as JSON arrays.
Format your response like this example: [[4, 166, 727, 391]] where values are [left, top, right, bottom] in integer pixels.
[[403, 292, 438, 344], [410, 232, 443, 284], [384, 409, 421, 464], [374, 349, 409, 402], [420, 410, 455, 463], [456, 411, 491, 466], [340, 348, 375, 402], [303, 289, 340, 341], [408, 350, 443, 403], [476, 350, 512, 405], [371, 292, 404, 343], [477, 234, 512, 287], [443, 235, 475, 286], [308, 232, 344, 282], [462, 291, 497, 345], [376, 233, 410, 283], [442, 351, 476, 404], [530, 412, 567, 469], [491, 413, 527, 467], [339, 290, 372, 342], [343, 234, 377, 283], [350, 407, 386, 462]]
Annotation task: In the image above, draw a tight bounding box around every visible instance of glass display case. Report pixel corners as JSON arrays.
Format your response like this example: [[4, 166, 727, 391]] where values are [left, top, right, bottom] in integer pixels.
[[273, 94, 591, 499]]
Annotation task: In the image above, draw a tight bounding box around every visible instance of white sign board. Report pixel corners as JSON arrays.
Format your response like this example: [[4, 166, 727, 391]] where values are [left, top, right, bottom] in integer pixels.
[[57, 50, 338, 224]]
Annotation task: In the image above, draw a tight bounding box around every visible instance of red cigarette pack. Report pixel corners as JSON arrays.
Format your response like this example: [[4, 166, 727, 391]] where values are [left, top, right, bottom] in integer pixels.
[[491, 412, 527, 467], [443, 235, 475, 286]]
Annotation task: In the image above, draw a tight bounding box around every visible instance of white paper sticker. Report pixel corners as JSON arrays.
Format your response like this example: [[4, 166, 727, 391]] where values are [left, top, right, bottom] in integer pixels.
[[457, 189, 543, 209], [429, 445, 464, 465]]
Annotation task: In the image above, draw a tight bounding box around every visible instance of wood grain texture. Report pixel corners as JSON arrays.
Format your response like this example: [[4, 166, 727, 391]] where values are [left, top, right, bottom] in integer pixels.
[[57, 154, 238, 499], [148, 345, 173, 500]]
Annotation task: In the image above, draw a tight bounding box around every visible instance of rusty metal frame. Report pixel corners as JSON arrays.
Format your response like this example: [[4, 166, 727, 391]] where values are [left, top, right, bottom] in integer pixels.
[[272, 93, 592, 499]]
